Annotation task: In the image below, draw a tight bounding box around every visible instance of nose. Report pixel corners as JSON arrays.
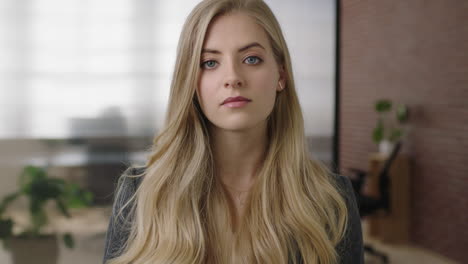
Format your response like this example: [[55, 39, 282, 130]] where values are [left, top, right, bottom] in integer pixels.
[[224, 61, 244, 89]]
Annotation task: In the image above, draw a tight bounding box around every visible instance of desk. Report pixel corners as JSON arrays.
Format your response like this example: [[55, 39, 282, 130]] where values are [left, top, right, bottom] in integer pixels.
[[0, 207, 110, 264], [366, 153, 411, 244]]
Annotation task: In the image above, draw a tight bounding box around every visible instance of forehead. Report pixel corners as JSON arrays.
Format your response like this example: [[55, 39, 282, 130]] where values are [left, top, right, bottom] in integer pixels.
[[203, 12, 271, 52]]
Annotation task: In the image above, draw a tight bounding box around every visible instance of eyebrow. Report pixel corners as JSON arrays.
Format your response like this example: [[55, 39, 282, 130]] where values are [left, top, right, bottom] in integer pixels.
[[202, 42, 265, 54]]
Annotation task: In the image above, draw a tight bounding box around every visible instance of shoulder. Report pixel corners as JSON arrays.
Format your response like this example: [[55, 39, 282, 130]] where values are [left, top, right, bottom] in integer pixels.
[[112, 165, 146, 220], [119, 166, 146, 184], [115, 166, 145, 196], [331, 173, 364, 264], [103, 166, 146, 263], [112, 166, 146, 215], [331, 174, 356, 204]]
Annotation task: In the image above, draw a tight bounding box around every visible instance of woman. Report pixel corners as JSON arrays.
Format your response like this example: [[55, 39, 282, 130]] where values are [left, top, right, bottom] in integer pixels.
[[104, 0, 363, 263]]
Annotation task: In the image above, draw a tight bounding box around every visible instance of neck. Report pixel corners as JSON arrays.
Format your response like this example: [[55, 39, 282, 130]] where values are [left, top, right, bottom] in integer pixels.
[[210, 122, 268, 191]]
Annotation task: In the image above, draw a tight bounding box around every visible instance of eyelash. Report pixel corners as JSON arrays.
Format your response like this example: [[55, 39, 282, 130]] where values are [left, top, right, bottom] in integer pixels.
[[200, 56, 263, 69]]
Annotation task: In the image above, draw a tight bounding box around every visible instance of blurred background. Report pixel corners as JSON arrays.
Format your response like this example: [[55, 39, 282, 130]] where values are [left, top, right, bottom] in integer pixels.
[[0, 0, 466, 263]]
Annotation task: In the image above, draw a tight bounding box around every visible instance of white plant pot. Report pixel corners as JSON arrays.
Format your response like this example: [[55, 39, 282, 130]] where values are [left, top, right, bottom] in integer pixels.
[[379, 140, 394, 156]]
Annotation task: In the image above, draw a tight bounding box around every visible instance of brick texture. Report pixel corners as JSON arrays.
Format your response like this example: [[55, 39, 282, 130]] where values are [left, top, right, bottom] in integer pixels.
[[339, 1, 468, 262]]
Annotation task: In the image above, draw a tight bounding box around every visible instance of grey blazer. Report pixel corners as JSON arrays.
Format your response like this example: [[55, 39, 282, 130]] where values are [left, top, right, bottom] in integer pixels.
[[103, 167, 364, 263]]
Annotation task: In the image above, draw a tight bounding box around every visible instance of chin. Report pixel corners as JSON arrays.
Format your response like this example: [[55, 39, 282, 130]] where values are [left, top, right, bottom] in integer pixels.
[[210, 117, 267, 133]]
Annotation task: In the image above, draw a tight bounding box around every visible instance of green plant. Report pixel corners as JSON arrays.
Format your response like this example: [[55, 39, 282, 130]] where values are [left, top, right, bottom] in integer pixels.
[[0, 165, 93, 249], [372, 99, 409, 144]]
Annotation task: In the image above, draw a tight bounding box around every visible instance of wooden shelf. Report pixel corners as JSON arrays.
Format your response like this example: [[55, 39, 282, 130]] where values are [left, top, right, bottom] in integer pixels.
[[366, 153, 411, 244]]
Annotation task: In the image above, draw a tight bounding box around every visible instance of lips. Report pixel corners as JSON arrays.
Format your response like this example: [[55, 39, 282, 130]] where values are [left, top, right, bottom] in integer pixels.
[[221, 96, 252, 105]]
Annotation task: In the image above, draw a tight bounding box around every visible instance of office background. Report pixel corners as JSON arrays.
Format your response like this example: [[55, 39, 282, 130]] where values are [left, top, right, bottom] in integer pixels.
[[0, 0, 466, 263]]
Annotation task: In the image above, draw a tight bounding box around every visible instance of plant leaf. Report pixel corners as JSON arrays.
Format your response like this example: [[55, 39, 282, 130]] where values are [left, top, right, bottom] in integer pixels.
[[0, 219, 13, 239], [63, 233, 75, 249], [64, 184, 93, 208], [373, 120, 384, 143], [56, 199, 71, 218], [30, 200, 47, 235], [0, 192, 20, 216], [20, 166, 46, 188], [389, 129, 403, 142], [396, 104, 409, 123], [375, 99, 392, 112]]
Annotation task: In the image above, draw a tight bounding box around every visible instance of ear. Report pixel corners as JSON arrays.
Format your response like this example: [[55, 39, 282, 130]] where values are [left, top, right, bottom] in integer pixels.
[[277, 65, 287, 92]]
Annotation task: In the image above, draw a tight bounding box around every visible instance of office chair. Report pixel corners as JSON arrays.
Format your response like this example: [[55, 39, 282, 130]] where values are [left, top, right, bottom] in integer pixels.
[[348, 141, 403, 264]]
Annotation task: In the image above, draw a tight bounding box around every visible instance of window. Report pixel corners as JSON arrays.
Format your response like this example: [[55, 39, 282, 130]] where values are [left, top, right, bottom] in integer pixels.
[[0, 0, 335, 145]]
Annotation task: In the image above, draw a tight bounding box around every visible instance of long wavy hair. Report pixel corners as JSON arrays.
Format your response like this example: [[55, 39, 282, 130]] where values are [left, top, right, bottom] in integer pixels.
[[107, 0, 348, 263]]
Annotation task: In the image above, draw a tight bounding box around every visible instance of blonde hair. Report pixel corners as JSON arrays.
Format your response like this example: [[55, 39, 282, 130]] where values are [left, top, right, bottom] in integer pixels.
[[107, 0, 348, 263]]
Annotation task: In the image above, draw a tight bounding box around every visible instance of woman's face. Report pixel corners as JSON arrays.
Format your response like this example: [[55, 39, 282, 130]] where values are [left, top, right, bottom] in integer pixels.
[[197, 12, 285, 132]]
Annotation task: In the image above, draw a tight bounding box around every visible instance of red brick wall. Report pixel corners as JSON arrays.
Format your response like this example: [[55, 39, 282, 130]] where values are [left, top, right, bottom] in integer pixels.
[[339, 1, 468, 262]]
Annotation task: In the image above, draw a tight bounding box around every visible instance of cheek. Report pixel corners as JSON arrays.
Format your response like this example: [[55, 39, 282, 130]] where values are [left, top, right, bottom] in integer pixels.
[[197, 75, 212, 105], [237, 72, 276, 123], [197, 73, 220, 114], [253, 70, 278, 100]]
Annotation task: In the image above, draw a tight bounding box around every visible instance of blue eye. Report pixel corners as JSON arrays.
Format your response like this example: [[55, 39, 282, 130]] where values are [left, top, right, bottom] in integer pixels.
[[201, 60, 218, 69], [244, 56, 262, 65]]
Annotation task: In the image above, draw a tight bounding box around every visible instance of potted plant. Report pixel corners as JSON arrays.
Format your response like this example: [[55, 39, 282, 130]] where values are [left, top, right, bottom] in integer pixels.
[[372, 99, 409, 155], [0, 165, 93, 264]]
